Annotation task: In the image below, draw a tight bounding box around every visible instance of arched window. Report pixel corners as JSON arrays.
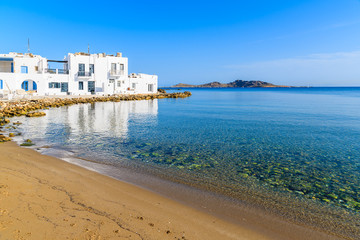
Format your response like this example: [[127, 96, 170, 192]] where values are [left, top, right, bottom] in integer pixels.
[[21, 80, 37, 92], [0, 80, 3, 90]]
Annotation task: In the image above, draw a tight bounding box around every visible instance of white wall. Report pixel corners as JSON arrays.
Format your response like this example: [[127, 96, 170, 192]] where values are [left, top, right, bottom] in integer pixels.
[[129, 74, 158, 94]]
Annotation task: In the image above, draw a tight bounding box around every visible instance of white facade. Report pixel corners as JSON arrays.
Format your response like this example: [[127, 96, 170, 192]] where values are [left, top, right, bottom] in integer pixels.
[[0, 52, 158, 99]]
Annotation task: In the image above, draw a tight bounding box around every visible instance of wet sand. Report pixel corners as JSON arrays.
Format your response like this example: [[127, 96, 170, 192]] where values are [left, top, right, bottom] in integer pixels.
[[0, 142, 344, 240]]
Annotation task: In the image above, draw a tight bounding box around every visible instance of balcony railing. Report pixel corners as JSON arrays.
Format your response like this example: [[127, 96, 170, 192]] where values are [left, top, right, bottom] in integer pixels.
[[45, 68, 69, 74], [77, 71, 93, 77], [110, 70, 124, 76]]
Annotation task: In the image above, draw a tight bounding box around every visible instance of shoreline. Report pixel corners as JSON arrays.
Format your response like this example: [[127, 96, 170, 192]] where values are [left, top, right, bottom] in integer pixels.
[[0, 142, 345, 240]]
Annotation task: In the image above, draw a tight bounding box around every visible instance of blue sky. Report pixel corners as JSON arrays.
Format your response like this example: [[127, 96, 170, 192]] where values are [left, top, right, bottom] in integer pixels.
[[1, 0, 360, 86]]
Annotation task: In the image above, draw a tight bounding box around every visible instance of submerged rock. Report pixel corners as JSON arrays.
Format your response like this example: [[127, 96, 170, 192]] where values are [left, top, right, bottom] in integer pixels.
[[20, 142, 34, 147]]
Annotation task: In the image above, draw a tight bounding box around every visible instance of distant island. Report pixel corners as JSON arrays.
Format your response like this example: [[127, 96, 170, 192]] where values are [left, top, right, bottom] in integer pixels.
[[171, 80, 291, 88]]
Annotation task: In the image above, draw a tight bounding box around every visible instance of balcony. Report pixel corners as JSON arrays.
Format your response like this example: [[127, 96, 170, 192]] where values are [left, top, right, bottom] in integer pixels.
[[45, 68, 69, 74], [110, 70, 124, 77], [77, 71, 93, 78]]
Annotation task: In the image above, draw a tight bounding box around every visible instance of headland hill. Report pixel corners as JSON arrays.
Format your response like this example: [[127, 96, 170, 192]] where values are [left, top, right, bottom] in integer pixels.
[[170, 80, 293, 88]]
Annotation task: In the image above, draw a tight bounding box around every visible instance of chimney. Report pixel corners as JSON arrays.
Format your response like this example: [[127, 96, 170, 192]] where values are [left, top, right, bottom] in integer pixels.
[[116, 52, 122, 57]]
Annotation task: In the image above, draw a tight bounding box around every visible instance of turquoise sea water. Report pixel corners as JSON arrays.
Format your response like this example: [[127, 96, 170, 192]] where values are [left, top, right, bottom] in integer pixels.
[[11, 88, 360, 236]]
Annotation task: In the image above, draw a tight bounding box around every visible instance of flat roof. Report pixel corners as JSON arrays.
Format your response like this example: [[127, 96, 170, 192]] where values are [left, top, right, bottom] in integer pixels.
[[48, 60, 68, 63], [0, 57, 13, 62]]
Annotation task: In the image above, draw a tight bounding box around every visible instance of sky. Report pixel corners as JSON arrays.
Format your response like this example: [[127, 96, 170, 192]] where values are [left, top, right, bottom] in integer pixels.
[[1, 0, 360, 86]]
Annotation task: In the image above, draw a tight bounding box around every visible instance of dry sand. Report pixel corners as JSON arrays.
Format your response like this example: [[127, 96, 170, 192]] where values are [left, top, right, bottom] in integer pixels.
[[0, 142, 344, 240]]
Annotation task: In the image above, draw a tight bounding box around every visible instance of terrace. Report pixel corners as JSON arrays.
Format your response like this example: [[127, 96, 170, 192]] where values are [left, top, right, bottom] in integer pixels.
[[46, 59, 68, 74], [0, 57, 14, 73]]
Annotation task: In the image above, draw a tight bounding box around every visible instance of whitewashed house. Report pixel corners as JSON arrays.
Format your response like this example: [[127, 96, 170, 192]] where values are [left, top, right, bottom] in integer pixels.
[[0, 52, 158, 99]]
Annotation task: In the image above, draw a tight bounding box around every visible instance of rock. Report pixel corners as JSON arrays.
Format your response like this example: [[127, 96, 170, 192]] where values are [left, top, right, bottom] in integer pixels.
[[20, 142, 34, 147], [0, 134, 11, 142], [158, 88, 166, 94], [8, 133, 15, 137], [26, 112, 46, 117]]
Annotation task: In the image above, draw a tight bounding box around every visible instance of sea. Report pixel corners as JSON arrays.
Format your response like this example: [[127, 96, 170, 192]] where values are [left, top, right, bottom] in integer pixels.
[[10, 87, 360, 238]]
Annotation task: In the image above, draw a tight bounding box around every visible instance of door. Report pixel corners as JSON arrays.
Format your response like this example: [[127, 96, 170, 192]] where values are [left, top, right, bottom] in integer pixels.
[[89, 64, 94, 76], [88, 81, 95, 94], [61, 83, 68, 92], [108, 79, 115, 93]]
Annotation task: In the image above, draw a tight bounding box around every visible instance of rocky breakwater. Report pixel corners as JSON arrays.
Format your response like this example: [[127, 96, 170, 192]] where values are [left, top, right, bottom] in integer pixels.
[[0, 91, 191, 143]]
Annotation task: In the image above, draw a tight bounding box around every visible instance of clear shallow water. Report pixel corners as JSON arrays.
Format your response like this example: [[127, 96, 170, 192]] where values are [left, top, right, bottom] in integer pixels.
[[12, 88, 360, 218]]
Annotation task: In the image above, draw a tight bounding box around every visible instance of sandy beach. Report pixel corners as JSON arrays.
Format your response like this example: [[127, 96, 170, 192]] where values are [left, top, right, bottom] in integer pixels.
[[0, 142, 271, 240]]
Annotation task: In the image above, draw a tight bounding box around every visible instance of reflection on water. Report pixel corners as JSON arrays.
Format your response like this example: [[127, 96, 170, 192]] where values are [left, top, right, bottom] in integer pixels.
[[67, 99, 158, 138], [15, 100, 158, 163]]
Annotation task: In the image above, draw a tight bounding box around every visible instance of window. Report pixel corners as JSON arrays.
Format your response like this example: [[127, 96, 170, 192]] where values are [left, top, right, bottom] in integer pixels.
[[132, 83, 136, 89], [79, 81, 84, 90], [117, 81, 121, 87], [120, 64, 124, 75], [89, 64, 94, 75], [22, 81, 29, 91], [78, 63, 85, 76], [0, 80, 3, 90], [111, 63, 116, 74], [21, 66, 28, 74], [148, 84, 154, 92], [49, 82, 61, 88]]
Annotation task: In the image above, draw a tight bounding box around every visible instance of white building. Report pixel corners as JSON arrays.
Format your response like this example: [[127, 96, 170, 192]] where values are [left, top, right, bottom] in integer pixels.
[[0, 52, 158, 99]]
